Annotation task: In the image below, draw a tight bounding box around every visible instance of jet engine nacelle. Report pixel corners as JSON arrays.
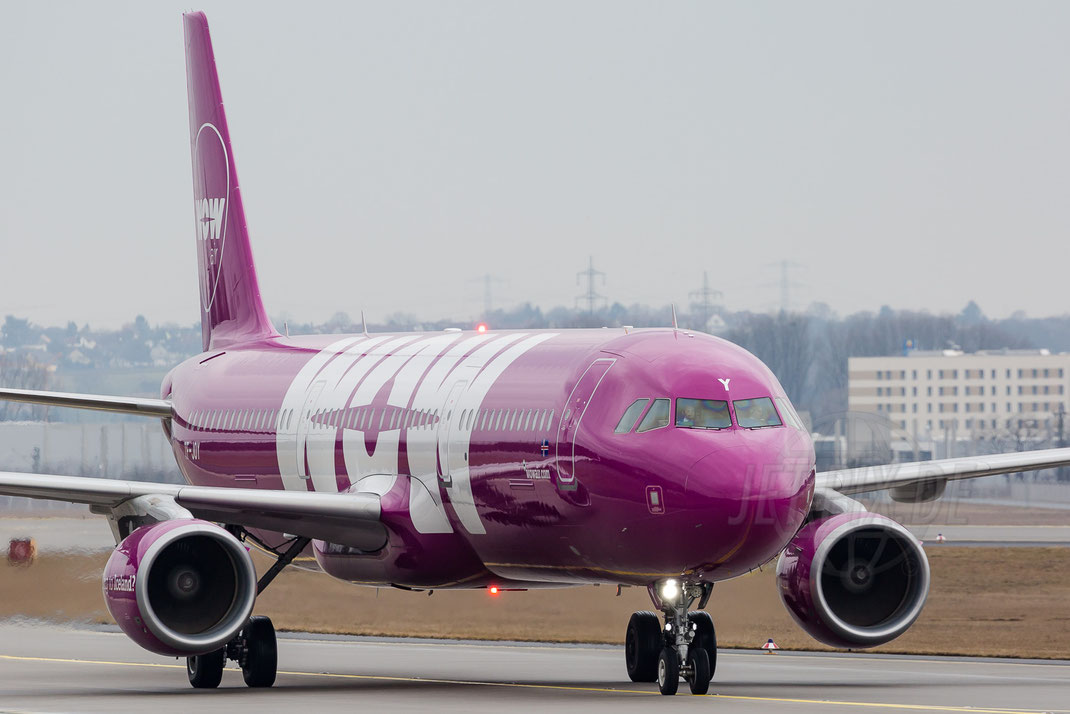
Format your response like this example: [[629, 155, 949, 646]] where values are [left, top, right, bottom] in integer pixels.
[[776, 512, 930, 649], [103, 519, 257, 656]]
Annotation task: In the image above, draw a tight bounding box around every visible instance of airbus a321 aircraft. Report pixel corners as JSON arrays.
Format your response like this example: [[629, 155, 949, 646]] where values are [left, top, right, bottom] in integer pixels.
[[2, 11, 1068, 697]]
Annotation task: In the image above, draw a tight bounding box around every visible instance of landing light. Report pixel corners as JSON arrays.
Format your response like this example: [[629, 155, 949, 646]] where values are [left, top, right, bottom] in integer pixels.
[[488, 585, 499, 596], [476, 323, 489, 334], [660, 578, 680, 602]]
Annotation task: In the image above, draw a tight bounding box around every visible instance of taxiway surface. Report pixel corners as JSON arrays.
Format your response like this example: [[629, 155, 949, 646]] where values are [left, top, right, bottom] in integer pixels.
[[0, 623, 1065, 713]]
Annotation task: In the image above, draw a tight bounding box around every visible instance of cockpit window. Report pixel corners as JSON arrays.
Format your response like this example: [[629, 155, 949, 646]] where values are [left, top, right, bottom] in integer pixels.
[[636, 399, 670, 432], [614, 399, 650, 433], [775, 397, 805, 431], [733, 397, 783, 428], [675, 399, 732, 429]]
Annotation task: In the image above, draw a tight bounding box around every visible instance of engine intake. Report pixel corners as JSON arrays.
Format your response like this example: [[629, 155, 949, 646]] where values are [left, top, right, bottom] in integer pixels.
[[776, 512, 929, 649], [103, 519, 256, 656]]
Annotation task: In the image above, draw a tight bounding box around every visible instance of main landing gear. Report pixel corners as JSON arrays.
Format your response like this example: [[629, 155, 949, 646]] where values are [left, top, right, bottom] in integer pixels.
[[188, 616, 278, 688], [625, 579, 716, 696], [187, 531, 310, 689]]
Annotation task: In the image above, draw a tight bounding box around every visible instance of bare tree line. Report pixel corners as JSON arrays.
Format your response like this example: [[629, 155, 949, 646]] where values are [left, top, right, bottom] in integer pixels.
[[0, 354, 52, 421]]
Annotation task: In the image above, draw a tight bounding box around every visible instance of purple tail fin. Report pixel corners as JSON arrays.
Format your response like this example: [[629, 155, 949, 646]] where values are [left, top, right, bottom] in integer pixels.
[[184, 12, 278, 351]]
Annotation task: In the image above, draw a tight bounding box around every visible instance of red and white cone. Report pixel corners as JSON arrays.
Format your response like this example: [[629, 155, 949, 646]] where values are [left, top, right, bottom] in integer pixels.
[[761, 638, 779, 653]]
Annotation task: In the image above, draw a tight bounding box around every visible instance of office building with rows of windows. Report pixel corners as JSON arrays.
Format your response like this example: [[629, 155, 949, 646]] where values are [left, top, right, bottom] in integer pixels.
[[848, 349, 1070, 441]]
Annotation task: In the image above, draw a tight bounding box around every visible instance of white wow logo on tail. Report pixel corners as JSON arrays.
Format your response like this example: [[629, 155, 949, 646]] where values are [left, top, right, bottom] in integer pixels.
[[195, 198, 226, 241], [192, 122, 230, 312]]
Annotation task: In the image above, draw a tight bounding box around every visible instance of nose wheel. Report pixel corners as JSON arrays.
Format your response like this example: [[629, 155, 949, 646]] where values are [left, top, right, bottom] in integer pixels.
[[625, 611, 663, 682], [624, 580, 716, 695]]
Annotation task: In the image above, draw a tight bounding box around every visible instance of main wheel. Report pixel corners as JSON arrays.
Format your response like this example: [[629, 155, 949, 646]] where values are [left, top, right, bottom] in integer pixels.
[[687, 647, 711, 695], [187, 648, 224, 689], [241, 616, 278, 688], [656, 647, 679, 696], [688, 611, 717, 679], [625, 611, 662, 682]]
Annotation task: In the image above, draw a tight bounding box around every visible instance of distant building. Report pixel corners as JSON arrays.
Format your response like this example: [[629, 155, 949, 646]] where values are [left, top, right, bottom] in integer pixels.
[[848, 349, 1070, 444]]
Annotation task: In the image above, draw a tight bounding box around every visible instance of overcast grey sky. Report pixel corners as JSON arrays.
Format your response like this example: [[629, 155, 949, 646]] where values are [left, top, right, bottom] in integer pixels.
[[2, 1, 1069, 329]]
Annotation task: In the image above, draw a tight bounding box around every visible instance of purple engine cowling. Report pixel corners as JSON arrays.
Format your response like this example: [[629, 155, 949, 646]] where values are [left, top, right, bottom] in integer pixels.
[[103, 519, 257, 656], [776, 512, 930, 649]]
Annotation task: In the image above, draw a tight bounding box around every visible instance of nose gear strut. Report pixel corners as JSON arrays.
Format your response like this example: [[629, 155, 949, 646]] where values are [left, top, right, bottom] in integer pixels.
[[624, 579, 716, 695]]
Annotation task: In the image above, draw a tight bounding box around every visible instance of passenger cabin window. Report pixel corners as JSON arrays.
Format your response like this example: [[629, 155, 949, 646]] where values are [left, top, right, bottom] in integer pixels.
[[675, 399, 731, 430], [636, 399, 670, 433], [614, 399, 650, 433], [733, 398, 782, 428]]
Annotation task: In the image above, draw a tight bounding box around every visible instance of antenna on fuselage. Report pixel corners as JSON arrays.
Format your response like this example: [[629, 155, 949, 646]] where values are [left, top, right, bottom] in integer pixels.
[[361, 310, 370, 336]]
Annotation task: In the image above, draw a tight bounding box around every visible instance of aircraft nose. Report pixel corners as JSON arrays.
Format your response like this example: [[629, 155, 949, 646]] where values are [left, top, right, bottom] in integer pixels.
[[685, 430, 813, 567]]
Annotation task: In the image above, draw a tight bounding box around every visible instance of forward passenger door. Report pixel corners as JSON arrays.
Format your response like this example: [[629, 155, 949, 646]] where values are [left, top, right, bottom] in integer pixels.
[[555, 359, 615, 491]]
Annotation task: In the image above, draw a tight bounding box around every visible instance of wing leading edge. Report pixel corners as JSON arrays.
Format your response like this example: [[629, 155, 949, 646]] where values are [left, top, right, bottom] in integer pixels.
[[0, 387, 172, 418], [816, 446, 1070, 496], [0, 471, 386, 551]]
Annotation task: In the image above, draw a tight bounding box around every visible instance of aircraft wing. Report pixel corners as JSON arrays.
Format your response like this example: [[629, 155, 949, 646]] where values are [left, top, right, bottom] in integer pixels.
[[0, 387, 172, 418], [816, 446, 1070, 496], [0, 471, 386, 551]]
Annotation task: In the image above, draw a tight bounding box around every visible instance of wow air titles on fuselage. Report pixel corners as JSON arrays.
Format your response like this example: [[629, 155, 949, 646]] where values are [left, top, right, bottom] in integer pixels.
[[164, 327, 814, 589]]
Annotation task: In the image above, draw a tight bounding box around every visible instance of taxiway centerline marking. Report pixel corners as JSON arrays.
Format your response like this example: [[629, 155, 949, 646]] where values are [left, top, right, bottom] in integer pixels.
[[18, 625, 1070, 669], [0, 653, 1063, 712]]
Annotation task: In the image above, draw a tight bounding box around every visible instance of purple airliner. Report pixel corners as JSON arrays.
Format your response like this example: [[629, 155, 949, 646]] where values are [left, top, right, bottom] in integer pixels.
[[2, 11, 1069, 696]]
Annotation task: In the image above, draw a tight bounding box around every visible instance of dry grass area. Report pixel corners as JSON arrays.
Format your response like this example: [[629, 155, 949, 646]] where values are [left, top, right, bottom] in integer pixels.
[[2, 547, 1067, 659]]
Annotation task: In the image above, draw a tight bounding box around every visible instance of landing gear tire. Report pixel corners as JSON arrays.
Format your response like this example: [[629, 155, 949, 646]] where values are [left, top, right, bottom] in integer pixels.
[[187, 648, 225, 689], [241, 616, 277, 688], [686, 647, 711, 695], [625, 611, 663, 682], [656, 647, 679, 696], [687, 610, 717, 680]]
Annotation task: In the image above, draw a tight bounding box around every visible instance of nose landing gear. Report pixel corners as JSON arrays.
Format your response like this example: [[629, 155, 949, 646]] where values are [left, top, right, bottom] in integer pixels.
[[624, 580, 716, 695]]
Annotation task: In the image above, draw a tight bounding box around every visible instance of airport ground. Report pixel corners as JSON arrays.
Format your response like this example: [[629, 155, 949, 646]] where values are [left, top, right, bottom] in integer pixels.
[[0, 623, 1067, 713], [2, 510, 1068, 660]]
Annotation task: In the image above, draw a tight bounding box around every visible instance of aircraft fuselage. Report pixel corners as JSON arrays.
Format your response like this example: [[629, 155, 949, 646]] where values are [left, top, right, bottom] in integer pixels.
[[164, 327, 815, 590]]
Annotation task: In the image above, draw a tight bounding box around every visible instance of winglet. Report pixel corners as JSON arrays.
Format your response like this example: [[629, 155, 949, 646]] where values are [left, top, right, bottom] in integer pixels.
[[671, 303, 679, 332]]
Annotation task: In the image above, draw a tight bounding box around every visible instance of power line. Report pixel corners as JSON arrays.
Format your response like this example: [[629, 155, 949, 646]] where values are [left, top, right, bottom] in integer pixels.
[[765, 260, 804, 313], [575, 256, 607, 314], [468, 274, 505, 317], [688, 271, 723, 330]]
